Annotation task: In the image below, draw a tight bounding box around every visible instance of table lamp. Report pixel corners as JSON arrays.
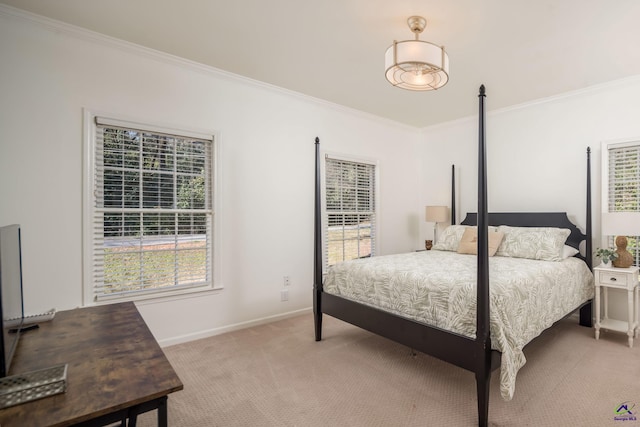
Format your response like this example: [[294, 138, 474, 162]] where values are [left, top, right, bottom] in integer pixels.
[[601, 212, 640, 268], [425, 205, 449, 246]]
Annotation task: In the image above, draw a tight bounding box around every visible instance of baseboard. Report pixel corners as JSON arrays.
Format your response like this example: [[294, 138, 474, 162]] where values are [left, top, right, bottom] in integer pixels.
[[157, 307, 312, 347]]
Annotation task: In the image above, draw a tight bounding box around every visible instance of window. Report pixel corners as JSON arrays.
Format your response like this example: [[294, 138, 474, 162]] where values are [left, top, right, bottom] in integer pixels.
[[603, 139, 640, 266], [85, 115, 215, 302], [324, 155, 377, 268]]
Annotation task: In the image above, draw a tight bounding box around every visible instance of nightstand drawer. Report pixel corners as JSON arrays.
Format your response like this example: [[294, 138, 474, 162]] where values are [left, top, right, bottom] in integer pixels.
[[598, 272, 630, 286]]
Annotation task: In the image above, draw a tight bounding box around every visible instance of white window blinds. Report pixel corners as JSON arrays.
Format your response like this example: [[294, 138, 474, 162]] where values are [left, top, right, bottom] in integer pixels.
[[608, 145, 640, 211], [606, 142, 640, 266], [325, 156, 376, 268], [91, 117, 214, 300]]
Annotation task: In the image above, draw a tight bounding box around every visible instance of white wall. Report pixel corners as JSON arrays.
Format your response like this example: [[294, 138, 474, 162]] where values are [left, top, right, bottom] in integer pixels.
[[0, 8, 422, 345], [5, 6, 639, 343], [420, 76, 640, 318]]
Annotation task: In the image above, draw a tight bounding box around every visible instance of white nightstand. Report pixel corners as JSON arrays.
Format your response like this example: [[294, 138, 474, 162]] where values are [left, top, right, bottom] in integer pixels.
[[594, 265, 639, 347]]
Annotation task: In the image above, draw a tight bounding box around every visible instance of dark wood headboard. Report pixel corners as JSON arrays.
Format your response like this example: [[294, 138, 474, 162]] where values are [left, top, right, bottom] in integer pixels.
[[460, 212, 587, 257]]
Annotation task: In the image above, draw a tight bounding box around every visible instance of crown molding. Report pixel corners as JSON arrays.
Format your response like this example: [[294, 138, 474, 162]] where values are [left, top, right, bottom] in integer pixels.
[[421, 74, 640, 133], [0, 4, 417, 133]]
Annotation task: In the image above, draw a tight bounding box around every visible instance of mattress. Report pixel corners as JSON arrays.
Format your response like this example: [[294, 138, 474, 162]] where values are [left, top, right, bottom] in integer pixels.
[[323, 249, 594, 400]]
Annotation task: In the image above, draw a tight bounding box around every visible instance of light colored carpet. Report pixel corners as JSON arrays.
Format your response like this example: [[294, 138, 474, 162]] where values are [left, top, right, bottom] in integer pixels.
[[138, 313, 640, 426]]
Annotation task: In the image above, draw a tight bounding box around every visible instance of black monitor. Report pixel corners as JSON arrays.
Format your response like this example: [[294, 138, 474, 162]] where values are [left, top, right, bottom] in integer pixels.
[[0, 224, 25, 377]]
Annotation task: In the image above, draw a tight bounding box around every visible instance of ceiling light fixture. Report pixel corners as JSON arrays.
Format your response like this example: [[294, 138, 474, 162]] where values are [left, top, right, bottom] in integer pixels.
[[385, 16, 449, 91]]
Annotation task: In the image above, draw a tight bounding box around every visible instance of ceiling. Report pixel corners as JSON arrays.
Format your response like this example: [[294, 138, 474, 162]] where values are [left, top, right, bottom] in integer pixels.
[[3, 0, 640, 128]]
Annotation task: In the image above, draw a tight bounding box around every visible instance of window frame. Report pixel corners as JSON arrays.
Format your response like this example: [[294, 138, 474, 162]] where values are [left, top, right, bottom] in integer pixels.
[[83, 110, 221, 305], [601, 137, 640, 267], [322, 151, 380, 271]]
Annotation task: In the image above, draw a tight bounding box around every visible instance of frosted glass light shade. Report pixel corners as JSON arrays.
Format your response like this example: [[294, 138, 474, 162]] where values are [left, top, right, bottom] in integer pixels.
[[385, 40, 449, 91]]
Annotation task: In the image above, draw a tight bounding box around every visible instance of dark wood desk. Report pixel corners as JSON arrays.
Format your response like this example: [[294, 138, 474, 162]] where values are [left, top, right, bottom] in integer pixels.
[[0, 302, 183, 426]]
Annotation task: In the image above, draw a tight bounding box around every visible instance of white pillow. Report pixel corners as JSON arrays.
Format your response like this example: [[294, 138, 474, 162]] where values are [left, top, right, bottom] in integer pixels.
[[495, 226, 571, 261], [432, 225, 469, 251], [562, 245, 580, 259]]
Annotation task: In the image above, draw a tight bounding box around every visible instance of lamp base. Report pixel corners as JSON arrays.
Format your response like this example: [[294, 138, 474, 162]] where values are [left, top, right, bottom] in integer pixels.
[[613, 236, 634, 268]]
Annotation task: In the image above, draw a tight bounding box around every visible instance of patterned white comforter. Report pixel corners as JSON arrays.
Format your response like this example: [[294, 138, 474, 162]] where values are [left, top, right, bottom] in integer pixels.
[[323, 250, 594, 400]]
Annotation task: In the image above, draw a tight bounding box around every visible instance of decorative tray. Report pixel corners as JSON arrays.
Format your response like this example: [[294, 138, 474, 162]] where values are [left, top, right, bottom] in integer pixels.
[[0, 364, 67, 409]]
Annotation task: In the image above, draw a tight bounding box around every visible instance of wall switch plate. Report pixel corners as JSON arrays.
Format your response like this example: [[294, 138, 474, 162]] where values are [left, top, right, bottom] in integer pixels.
[[280, 289, 289, 301]]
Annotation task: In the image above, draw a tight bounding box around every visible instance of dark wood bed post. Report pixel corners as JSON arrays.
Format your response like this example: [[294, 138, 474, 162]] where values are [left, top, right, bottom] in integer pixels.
[[451, 165, 456, 225], [579, 147, 593, 327], [475, 85, 491, 427], [314, 137, 323, 341]]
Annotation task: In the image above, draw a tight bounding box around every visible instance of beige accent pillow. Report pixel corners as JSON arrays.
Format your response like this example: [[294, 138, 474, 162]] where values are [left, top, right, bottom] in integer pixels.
[[457, 227, 505, 256]]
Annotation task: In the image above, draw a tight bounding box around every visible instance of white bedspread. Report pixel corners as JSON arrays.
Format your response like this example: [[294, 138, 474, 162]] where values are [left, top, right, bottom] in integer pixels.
[[323, 250, 594, 400]]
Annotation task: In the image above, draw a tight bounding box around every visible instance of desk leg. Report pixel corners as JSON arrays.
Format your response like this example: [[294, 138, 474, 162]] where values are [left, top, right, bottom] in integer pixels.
[[595, 284, 601, 340], [157, 396, 168, 427], [126, 397, 167, 427]]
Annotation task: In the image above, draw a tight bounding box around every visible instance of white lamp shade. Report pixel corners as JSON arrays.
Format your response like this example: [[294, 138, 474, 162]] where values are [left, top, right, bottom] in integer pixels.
[[385, 40, 449, 91], [425, 206, 448, 223], [602, 212, 640, 236]]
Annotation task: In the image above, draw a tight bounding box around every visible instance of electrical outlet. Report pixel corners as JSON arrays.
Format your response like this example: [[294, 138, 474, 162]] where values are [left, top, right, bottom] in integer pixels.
[[280, 289, 289, 301], [284, 276, 290, 286]]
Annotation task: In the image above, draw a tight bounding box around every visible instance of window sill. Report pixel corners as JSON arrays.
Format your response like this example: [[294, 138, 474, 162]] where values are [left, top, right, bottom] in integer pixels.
[[91, 284, 223, 307]]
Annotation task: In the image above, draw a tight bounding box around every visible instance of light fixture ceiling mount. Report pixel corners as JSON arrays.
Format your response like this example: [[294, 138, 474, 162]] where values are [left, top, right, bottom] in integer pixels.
[[385, 16, 449, 91]]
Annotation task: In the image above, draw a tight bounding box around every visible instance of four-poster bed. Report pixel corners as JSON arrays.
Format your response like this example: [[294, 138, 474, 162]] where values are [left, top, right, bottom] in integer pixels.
[[312, 86, 594, 426]]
